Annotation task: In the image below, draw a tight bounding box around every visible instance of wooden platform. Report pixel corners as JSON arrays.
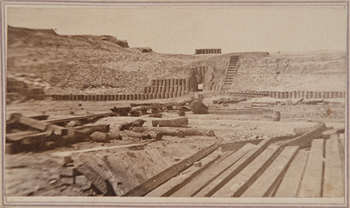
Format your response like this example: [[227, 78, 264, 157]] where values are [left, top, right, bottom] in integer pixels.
[[63, 122, 344, 198], [138, 134, 345, 198]]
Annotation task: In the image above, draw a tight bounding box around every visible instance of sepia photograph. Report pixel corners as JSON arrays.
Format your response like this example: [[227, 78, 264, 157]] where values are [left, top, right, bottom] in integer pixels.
[[0, 0, 348, 207]]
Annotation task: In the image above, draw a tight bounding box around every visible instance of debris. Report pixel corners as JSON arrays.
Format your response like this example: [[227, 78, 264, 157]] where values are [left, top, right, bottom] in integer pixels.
[[178, 110, 186, 116], [110, 106, 132, 116], [7, 113, 68, 136], [213, 97, 246, 104], [190, 99, 208, 114], [63, 125, 110, 142], [119, 119, 145, 131], [149, 113, 163, 118], [91, 132, 111, 142], [63, 156, 73, 166], [123, 130, 162, 140], [303, 99, 324, 105], [152, 117, 188, 128], [272, 111, 281, 122], [292, 98, 303, 105], [108, 132, 123, 140]]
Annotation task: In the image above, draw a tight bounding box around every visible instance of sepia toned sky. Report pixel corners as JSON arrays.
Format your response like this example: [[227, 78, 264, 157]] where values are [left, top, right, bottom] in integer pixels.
[[7, 6, 347, 54]]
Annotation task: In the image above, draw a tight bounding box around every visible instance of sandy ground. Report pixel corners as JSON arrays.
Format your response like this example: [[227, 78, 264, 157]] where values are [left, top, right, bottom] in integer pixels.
[[4, 96, 346, 196]]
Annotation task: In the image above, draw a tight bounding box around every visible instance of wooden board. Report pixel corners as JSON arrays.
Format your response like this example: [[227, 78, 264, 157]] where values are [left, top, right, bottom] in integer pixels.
[[45, 112, 116, 124], [212, 144, 281, 197], [145, 150, 225, 197], [170, 143, 255, 197], [16, 115, 68, 136], [208, 108, 273, 115], [297, 139, 324, 197], [323, 135, 344, 197], [274, 150, 309, 197], [6, 130, 48, 142], [241, 146, 299, 197], [195, 139, 273, 197], [122, 142, 221, 196]]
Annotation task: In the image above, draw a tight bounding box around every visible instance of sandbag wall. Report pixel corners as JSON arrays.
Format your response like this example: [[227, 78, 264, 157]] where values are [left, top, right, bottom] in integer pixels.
[[195, 49, 221, 54], [223, 91, 347, 99], [49, 78, 191, 101], [144, 78, 190, 98]]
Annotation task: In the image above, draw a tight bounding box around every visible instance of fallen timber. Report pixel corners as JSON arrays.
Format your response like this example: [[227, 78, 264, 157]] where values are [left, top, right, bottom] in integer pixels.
[[7, 113, 68, 136], [208, 108, 273, 115], [152, 117, 188, 128], [131, 126, 215, 138], [5, 112, 117, 153], [46, 112, 116, 125]]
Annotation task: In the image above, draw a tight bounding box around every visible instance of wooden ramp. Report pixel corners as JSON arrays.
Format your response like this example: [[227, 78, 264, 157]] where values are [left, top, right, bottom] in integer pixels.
[[137, 133, 345, 198]]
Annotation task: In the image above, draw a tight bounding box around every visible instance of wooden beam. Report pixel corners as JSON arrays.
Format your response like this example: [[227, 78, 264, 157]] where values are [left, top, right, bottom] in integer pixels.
[[171, 143, 255, 197], [45, 112, 116, 124], [297, 139, 324, 197], [6, 130, 46, 142], [122, 142, 221, 196], [208, 108, 273, 115], [145, 151, 224, 197], [212, 144, 281, 197], [274, 150, 309, 197], [323, 135, 344, 197], [11, 114, 68, 136], [241, 146, 299, 197], [195, 138, 273, 197]]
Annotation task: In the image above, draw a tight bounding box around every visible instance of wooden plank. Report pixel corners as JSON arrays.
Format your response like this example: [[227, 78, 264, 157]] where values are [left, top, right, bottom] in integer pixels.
[[45, 112, 116, 124], [274, 150, 309, 197], [145, 150, 225, 197], [122, 142, 221, 196], [14, 114, 68, 136], [297, 139, 324, 197], [170, 143, 255, 197], [323, 135, 344, 197], [195, 138, 273, 197], [6, 130, 45, 142], [51, 142, 148, 157], [212, 144, 281, 197], [208, 108, 273, 115], [241, 146, 299, 197]]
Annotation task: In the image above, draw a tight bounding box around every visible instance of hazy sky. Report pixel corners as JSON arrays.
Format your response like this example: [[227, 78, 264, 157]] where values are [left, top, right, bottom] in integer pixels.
[[7, 5, 348, 54]]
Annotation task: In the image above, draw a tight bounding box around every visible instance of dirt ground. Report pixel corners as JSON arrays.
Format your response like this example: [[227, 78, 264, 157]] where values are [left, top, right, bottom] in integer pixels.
[[4, 95, 346, 196]]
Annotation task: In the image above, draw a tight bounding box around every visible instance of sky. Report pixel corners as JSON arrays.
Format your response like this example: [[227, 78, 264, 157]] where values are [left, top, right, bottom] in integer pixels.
[[6, 4, 348, 54]]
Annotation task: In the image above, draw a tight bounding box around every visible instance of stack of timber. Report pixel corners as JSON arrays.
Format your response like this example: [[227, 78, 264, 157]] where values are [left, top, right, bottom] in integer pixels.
[[5, 112, 117, 154]]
